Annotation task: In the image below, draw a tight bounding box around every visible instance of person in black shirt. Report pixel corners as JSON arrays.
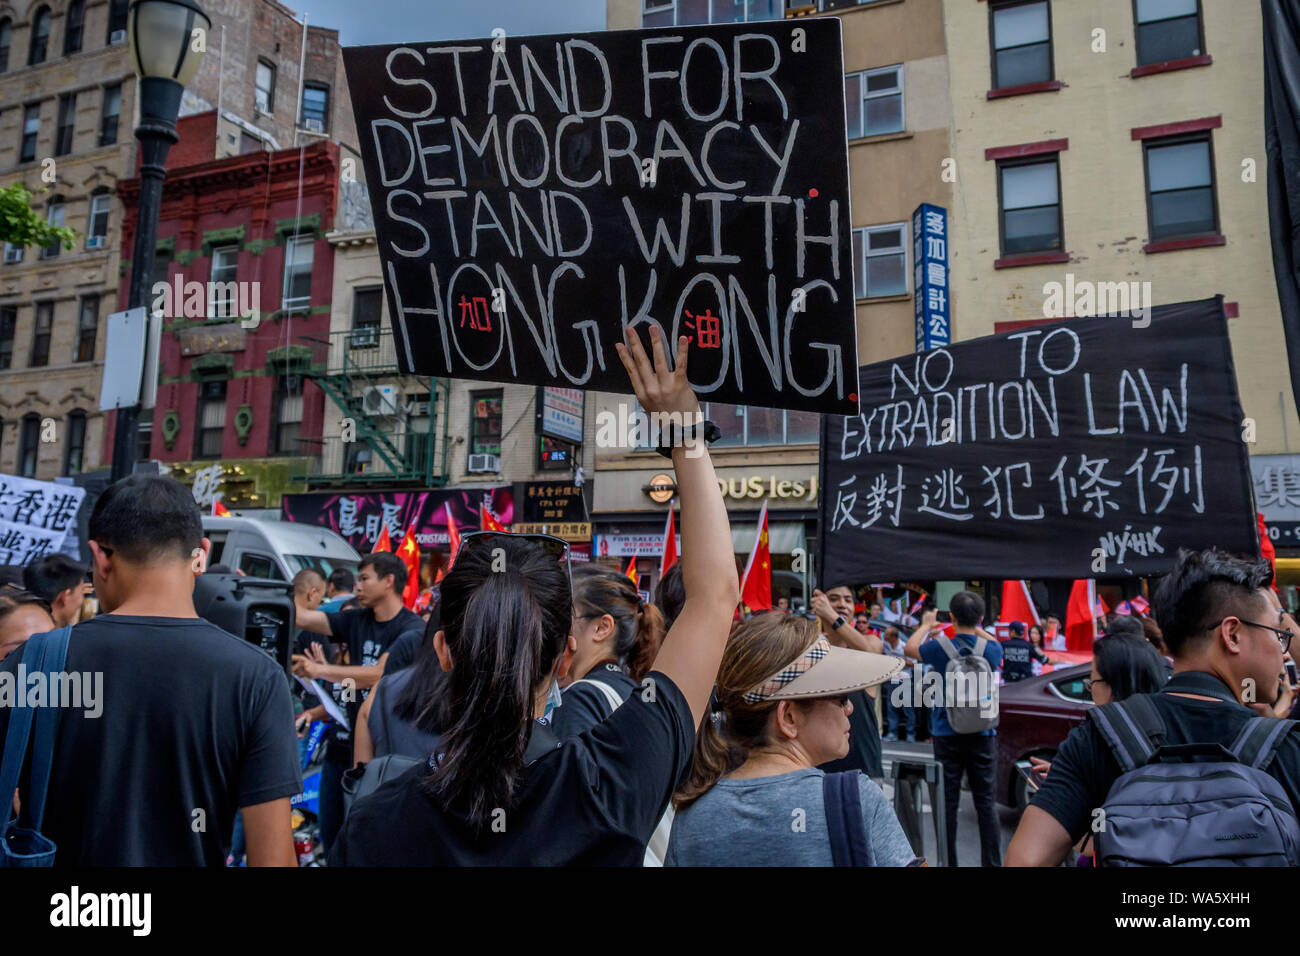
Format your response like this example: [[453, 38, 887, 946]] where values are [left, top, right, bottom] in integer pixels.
[[0, 475, 301, 865], [1008, 548, 1300, 866], [811, 584, 884, 779], [291, 550, 423, 854], [1001, 621, 1049, 683], [330, 323, 739, 865]]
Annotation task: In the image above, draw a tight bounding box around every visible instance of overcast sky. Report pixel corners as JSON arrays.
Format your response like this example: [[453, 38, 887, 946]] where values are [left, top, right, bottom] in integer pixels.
[[289, 0, 609, 46]]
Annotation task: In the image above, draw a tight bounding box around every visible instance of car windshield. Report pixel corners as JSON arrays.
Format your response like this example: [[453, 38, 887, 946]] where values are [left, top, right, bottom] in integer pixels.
[[284, 554, 358, 578]]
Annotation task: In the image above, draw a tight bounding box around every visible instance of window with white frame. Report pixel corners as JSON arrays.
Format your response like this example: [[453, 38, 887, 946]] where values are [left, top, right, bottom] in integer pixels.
[[852, 223, 908, 299], [641, 0, 781, 27], [87, 191, 110, 246], [281, 235, 313, 311], [844, 65, 903, 139], [255, 61, 275, 113], [209, 245, 239, 318]]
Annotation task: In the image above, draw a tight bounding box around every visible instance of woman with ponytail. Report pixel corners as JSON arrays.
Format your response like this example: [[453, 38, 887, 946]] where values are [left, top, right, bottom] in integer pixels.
[[329, 325, 740, 865], [666, 613, 920, 867]]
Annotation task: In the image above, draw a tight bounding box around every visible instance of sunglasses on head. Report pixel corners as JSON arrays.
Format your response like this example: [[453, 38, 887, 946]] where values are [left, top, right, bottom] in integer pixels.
[[456, 530, 574, 602]]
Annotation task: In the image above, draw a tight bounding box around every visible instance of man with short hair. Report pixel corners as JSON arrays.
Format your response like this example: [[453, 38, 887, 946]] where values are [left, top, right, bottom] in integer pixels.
[[906, 591, 1004, 866], [812, 584, 885, 778], [22, 553, 91, 627], [320, 568, 356, 613], [0, 475, 301, 865], [1008, 549, 1300, 866]]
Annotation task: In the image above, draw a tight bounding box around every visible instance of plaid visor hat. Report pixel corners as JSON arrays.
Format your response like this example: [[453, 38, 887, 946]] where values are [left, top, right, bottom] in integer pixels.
[[741, 635, 903, 703]]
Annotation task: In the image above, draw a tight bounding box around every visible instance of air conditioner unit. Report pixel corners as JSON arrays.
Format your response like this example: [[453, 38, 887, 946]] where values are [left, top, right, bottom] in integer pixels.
[[110, 29, 126, 44], [409, 400, 431, 417], [85, 236, 106, 250], [361, 384, 400, 417], [303, 118, 324, 133], [468, 453, 500, 473]]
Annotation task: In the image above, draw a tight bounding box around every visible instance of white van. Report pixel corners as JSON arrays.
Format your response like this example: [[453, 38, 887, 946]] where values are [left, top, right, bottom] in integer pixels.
[[202, 515, 361, 581]]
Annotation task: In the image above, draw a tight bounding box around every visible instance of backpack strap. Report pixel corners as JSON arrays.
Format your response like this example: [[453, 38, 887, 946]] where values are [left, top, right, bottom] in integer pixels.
[[569, 677, 626, 715], [1086, 695, 1164, 772], [971, 636, 987, 658], [25, 625, 71, 831], [0, 633, 51, 825], [935, 635, 960, 661], [822, 771, 874, 867], [1228, 717, 1299, 770]]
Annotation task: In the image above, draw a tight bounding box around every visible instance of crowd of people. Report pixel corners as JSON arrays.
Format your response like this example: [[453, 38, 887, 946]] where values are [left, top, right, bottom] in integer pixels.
[[3, 324, 1300, 867]]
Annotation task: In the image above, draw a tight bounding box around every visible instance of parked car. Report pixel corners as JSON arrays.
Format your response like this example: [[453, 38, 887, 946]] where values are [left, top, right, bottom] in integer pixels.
[[201, 515, 360, 582], [995, 663, 1093, 811]]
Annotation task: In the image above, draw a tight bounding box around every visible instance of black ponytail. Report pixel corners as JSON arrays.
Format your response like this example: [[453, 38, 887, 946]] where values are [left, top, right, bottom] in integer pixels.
[[422, 536, 571, 827]]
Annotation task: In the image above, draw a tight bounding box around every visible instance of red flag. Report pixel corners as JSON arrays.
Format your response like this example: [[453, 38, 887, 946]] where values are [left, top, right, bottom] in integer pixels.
[[1129, 595, 1150, 616], [999, 580, 1040, 627], [212, 500, 230, 517], [739, 500, 772, 612], [481, 503, 507, 532], [624, 556, 637, 582], [445, 501, 462, 572], [1065, 579, 1098, 651], [1259, 512, 1278, 591], [397, 525, 421, 609], [908, 591, 928, 616], [660, 501, 678, 576], [374, 525, 393, 553]]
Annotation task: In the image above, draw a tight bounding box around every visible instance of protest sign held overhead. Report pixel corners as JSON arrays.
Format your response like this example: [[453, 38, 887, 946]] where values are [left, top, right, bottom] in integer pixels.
[[0, 474, 86, 565], [818, 298, 1257, 583], [342, 18, 858, 414]]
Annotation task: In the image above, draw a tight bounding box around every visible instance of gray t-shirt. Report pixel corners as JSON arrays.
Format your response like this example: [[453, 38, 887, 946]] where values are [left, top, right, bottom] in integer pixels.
[[665, 767, 916, 867]]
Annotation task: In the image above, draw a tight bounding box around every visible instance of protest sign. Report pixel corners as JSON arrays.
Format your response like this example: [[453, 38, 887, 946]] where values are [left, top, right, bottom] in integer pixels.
[[818, 298, 1256, 582], [0, 474, 86, 565], [343, 18, 857, 414], [281, 487, 514, 552]]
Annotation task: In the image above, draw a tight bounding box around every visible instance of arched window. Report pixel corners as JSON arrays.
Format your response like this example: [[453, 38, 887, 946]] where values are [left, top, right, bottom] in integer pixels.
[[28, 5, 50, 65], [0, 18, 12, 72], [18, 413, 40, 476], [63, 409, 86, 474], [63, 0, 84, 54]]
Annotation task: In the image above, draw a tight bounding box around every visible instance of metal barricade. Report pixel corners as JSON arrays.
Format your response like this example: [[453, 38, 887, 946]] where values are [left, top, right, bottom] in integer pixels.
[[889, 757, 948, 867]]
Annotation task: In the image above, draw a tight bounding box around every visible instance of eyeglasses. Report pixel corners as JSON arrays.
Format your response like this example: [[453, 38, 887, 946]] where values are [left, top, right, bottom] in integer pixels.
[[456, 530, 573, 603], [1083, 677, 1107, 694], [1209, 616, 1293, 653]]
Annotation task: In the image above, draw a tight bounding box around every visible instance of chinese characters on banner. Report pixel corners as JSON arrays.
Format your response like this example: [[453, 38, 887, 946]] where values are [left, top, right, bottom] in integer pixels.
[[912, 203, 949, 353], [281, 488, 514, 552], [516, 481, 590, 540], [0, 474, 86, 565], [818, 298, 1256, 582]]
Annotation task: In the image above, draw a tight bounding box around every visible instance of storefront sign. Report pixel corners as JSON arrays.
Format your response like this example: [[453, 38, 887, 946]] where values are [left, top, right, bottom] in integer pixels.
[[719, 474, 817, 502], [595, 533, 680, 558], [178, 322, 247, 356], [537, 388, 585, 444], [514, 521, 592, 540], [283, 487, 514, 550]]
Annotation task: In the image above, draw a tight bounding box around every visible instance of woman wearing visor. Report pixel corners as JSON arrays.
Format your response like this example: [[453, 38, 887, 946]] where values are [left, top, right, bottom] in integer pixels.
[[330, 325, 739, 865], [667, 612, 921, 866]]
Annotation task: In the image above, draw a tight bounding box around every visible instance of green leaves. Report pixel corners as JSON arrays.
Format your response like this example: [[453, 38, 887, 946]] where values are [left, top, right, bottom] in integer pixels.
[[0, 182, 79, 250]]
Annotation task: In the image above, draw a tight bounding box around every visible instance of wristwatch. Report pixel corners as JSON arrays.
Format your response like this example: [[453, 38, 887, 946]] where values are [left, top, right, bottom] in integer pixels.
[[656, 419, 722, 459], [832, 615, 848, 631]]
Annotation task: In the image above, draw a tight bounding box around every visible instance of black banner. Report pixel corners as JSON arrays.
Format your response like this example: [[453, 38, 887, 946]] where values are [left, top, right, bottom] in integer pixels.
[[342, 18, 858, 414], [1264, 0, 1300, 419], [818, 298, 1257, 583]]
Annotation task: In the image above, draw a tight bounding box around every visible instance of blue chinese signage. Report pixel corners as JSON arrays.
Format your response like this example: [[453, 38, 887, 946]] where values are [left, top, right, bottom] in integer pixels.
[[912, 203, 950, 352]]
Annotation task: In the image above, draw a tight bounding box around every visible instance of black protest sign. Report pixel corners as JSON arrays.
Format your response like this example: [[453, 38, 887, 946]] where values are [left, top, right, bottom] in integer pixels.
[[818, 298, 1257, 583], [342, 19, 858, 414]]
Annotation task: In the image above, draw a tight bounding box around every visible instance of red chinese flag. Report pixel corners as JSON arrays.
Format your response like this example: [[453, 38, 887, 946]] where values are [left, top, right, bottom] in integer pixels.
[[739, 500, 772, 612], [481, 504, 507, 532], [1065, 579, 1098, 652], [212, 500, 230, 517], [1259, 512, 1278, 592], [624, 556, 637, 582], [397, 526, 421, 609], [445, 501, 462, 572], [1000, 580, 1040, 627], [660, 502, 678, 576], [374, 525, 393, 553]]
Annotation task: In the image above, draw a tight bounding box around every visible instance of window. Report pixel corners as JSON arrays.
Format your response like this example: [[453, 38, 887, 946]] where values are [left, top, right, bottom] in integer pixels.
[[64, 0, 84, 55], [100, 84, 121, 146], [1134, 0, 1203, 67], [538, 435, 577, 471], [405, 391, 432, 470], [195, 380, 227, 458], [844, 65, 903, 139], [30, 301, 52, 366], [55, 93, 75, 156], [0, 306, 15, 368], [28, 6, 50, 65], [350, 286, 382, 347], [852, 223, 908, 298], [273, 375, 304, 455], [63, 410, 85, 474], [1144, 135, 1217, 240], [18, 414, 40, 476], [641, 0, 781, 27], [209, 245, 238, 318], [41, 198, 64, 258], [20, 104, 39, 163], [0, 18, 11, 73], [255, 60, 275, 113], [991, 1, 1052, 89], [998, 157, 1062, 255], [106, 0, 129, 43], [696, 403, 821, 446], [301, 84, 328, 132], [281, 235, 313, 311], [3, 243, 22, 264], [238, 552, 282, 580], [74, 295, 97, 362], [469, 391, 503, 455], [87, 190, 110, 246]]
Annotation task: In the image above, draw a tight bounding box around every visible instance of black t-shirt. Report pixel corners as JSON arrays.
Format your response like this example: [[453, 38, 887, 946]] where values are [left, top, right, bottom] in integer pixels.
[[1032, 671, 1300, 842], [384, 628, 426, 675], [819, 688, 883, 778], [329, 670, 694, 865], [1001, 637, 1044, 683], [321, 606, 424, 764], [552, 661, 641, 738], [0, 615, 302, 866]]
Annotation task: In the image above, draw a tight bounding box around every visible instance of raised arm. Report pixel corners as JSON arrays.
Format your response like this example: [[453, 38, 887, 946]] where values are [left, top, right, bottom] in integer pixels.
[[904, 609, 939, 661], [294, 603, 333, 636], [617, 324, 738, 729]]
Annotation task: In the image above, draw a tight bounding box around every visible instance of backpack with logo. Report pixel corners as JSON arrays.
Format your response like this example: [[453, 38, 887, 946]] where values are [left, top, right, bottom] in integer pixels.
[[1087, 693, 1300, 866], [935, 635, 999, 733]]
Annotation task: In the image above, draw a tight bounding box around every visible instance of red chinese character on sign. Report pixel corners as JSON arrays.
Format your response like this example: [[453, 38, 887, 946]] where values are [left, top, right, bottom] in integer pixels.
[[683, 308, 721, 348], [458, 295, 492, 332]]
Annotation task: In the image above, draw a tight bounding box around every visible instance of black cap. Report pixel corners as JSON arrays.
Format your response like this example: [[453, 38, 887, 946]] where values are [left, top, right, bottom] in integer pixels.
[[1008, 621, 1025, 636]]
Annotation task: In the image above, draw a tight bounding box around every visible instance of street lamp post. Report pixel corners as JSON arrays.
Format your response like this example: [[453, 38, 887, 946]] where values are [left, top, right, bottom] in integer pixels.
[[110, 0, 210, 481]]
